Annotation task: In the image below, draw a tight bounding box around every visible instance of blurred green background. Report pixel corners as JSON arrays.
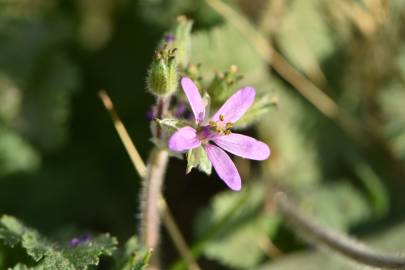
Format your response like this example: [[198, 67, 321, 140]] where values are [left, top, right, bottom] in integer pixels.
[[1, 0, 405, 269]]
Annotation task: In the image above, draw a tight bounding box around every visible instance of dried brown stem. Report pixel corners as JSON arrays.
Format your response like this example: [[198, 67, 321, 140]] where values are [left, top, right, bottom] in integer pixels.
[[276, 192, 405, 269]]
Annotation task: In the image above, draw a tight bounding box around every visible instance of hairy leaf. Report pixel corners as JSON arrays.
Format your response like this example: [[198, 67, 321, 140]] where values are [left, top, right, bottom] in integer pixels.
[[115, 236, 152, 270], [0, 215, 118, 270]]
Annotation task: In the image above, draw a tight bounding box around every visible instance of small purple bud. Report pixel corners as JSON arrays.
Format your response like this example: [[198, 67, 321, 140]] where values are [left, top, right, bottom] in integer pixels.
[[164, 34, 175, 43], [69, 233, 91, 247], [70, 238, 80, 247], [145, 108, 156, 121], [174, 103, 187, 118], [80, 233, 91, 242]]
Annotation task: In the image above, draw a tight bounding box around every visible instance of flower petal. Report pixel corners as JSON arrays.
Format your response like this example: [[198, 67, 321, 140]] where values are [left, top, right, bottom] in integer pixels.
[[211, 87, 255, 123], [181, 77, 205, 123], [204, 144, 241, 191], [168, 126, 201, 152], [212, 133, 270, 160]]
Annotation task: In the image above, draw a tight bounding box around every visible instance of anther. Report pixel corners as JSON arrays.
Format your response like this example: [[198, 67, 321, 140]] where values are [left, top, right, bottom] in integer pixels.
[[219, 114, 225, 121], [226, 122, 233, 129]]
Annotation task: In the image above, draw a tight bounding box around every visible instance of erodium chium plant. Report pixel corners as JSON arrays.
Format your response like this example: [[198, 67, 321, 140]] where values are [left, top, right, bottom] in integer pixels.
[[4, 1, 405, 270], [140, 16, 273, 268]]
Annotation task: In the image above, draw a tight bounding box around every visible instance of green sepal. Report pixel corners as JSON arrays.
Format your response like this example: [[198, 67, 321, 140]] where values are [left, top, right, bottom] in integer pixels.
[[147, 46, 178, 96], [187, 145, 212, 175], [155, 118, 189, 131], [236, 94, 277, 129]]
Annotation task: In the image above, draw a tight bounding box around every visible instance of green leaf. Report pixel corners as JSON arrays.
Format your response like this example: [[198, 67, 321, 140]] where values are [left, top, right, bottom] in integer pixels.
[[257, 81, 322, 190], [0, 215, 26, 247], [301, 181, 372, 231], [115, 236, 152, 270], [0, 74, 21, 124], [352, 157, 389, 217], [0, 215, 118, 270], [380, 80, 405, 160], [0, 127, 41, 177], [21, 231, 49, 261], [191, 23, 269, 96], [186, 146, 212, 175], [62, 234, 117, 269], [258, 222, 405, 270], [0, 16, 79, 151], [276, 0, 336, 77], [195, 184, 281, 269], [9, 263, 32, 270]]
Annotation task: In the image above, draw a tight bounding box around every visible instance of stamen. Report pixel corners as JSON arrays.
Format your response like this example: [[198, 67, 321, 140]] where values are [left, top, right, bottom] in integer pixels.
[[219, 114, 225, 121], [226, 122, 233, 129]]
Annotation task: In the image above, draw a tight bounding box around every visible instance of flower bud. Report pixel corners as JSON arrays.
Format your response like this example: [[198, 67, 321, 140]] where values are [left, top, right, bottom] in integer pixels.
[[168, 16, 193, 68], [207, 65, 243, 106], [147, 46, 178, 96]]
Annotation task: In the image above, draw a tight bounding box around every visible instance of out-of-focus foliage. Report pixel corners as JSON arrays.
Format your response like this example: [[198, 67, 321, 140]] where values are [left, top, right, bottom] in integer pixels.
[[191, 23, 275, 124], [0, 215, 117, 269], [114, 236, 152, 270], [184, 0, 405, 269], [191, 24, 267, 84], [0, 2, 78, 176], [194, 184, 280, 269], [258, 222, 405, 270], [138, 0, 229, 28], [1, 0, 405, 270]]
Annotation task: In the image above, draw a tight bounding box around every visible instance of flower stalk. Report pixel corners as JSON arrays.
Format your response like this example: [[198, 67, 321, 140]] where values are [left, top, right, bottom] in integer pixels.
[[139, 147, 169, 269], [141, 94, 171, 269]]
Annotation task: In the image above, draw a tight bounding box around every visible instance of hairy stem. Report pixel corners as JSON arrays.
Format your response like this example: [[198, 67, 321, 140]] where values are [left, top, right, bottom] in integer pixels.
[[99, 91, 200, 270], [140, 148, 169, 269], [275, 192, 405, 269]]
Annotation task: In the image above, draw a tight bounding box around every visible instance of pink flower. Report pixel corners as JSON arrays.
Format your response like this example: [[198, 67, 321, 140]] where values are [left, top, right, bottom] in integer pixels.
[[168, 77, 271, 191]]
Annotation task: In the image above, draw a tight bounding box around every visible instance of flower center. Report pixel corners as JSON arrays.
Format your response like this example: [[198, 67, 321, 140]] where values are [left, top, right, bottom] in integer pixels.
[[209, 114, 233, 135], [196, 114, 233, 142]]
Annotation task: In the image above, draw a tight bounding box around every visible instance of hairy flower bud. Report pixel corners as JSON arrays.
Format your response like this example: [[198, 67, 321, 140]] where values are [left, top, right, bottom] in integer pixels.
[[207, 65, 243, 106], [168, 16, 193, 68], [147, 46, 178, 96]]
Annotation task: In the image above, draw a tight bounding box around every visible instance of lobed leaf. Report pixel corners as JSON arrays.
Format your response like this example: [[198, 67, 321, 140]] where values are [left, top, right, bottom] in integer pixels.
[[0, 215, 118, 270]]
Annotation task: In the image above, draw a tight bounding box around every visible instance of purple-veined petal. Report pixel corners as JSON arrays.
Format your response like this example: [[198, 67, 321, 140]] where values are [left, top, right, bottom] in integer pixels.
[[204, 144, 241, 191], [212, 133, 270, 160], [181, 77, 205, 123], [211, 87, 255, 123], [168, 126, 201, 152]]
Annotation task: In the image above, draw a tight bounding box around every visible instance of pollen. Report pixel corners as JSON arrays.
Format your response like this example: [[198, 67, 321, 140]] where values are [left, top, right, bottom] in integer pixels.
[[209, 118, 233, 135], [209, 121, 217, 126], [226, 122, 233, 129]]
